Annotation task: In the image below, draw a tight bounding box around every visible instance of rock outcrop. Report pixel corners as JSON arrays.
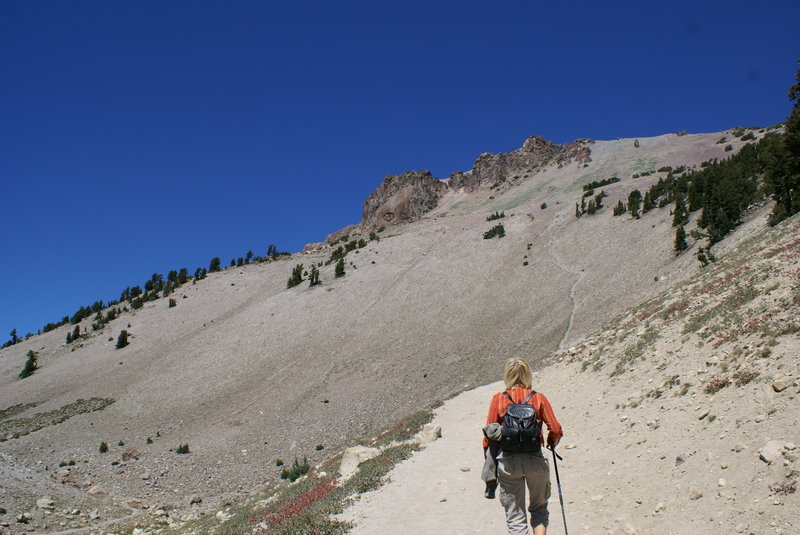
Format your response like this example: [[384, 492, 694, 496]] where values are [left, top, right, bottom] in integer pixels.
[[448, 135, 592, 192], [360, 135, 594, 227], [362, 170, 448, 228]]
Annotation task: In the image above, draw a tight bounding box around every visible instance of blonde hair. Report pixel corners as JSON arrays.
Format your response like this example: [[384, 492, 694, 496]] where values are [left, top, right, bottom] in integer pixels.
[[504, 358, 532, 390]]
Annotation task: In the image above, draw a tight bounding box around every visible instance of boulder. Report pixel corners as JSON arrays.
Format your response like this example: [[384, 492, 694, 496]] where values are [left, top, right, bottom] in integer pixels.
[[759, 440, 785, 464], [772, 374, 793, 392], [36, 496, 55, 510], [416, 424, 442, 446], [339, 446, 381, 480]]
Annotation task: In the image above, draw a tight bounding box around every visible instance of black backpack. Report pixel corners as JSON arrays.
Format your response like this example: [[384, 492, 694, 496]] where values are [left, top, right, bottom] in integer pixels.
[[500, 391, 542, 453]]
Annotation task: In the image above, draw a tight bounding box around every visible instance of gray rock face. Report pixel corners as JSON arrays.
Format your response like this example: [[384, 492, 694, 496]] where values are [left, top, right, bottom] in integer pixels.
[[448, 136, 592, 193], [362, 170, 448, 228]]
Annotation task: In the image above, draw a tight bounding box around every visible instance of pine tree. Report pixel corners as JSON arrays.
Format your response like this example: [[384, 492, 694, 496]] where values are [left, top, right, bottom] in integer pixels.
[[613, 200, 626, 216], [587, 199, 597, 215], [628, 190, 642, 218], [642, 191, 655, 213], [287, 264, 304, 288], [246, 251, 254, 263], [575, 203, 582, 218], [116, 330, 129, 349], [19, 350, 38, 378], [672, 194, 690, 227], [309, 265, 320, 286], [209, 257, 221, 272], [335, 257, 345, 278], [674, 226, 688, 253], [9, 328, 18, 345], [765, 62, 800, 225]]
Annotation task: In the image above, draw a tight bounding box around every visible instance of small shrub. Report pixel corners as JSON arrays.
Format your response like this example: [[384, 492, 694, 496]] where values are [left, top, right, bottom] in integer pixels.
[[19, 350, 38, 379], [741, 132, 755, 141], [281, 457, 310, 481], [483, 224, 505, 239], [275, 459, 284, 467], [724, 144, 733, 152], [315, 444, 324, 451], [540, 202, 547, 209], [99, 441, 109, 453], [168, 298, 177, 308], [118, 440, 125, 446], [176, 443, 190, 454], [704, 377, 730, 394], [486, 211, 505, 221], [115, 330, 129, 349], [146, 437, 153, 444], [733, 370, 759, 386]]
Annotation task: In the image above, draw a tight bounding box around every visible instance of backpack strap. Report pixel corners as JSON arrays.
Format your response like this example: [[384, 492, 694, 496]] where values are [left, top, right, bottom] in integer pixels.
[[503, 390, 537, 404]]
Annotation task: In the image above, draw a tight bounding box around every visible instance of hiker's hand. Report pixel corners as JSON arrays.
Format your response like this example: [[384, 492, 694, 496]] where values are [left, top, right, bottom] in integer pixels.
[[547, 434, 560, 448]]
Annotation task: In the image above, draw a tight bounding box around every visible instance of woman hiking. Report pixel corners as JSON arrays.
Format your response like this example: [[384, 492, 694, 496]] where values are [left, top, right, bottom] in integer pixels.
[[483, 358, 563, 535]]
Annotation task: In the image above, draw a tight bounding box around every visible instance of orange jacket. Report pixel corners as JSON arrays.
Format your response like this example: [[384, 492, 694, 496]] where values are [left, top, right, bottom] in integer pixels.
[[483, 386, 563, 451]]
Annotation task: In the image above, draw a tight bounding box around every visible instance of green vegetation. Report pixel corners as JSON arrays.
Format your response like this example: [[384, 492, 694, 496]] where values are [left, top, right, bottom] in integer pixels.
[[19, 350, 38, 379], [287, 264, 304, 289], [99, 441, 108, 453], [483, 224, 506, 239], [280, 457, 310, 481], [335, 258, 345, 278], [627, 190, 642, 218], [674, 226, 688, 253], [764, 65, 800, 225], [486, 211, 505, 221], [612, 199, 626, 216], [583, 176, 620, 191], [115, 330, 129, 349], [176, 443, 191, 454], [308, 265, 320, 286]]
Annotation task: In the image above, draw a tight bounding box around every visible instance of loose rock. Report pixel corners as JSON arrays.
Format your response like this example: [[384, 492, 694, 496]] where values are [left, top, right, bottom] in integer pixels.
[[759, 440, 786, 464], [36, 497, 55, 510]]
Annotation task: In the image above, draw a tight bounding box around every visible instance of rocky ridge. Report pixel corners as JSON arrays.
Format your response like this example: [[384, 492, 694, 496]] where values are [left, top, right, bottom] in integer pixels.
[[361, 135, 593, 228]]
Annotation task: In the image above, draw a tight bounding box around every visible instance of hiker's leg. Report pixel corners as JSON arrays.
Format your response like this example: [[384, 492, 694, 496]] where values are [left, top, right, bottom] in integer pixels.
[[497, 454, 530, 535], [524, 455, 551, 533]]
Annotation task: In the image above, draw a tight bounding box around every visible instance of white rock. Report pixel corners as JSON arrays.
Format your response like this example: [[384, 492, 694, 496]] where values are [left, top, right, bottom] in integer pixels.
[[417, 424, 442, 445], [654, 502, 667, 512], [591, 495, 603, 502], [785, 442, 797, 451], [759, 440, 786, 464], [339, 446, 381, 480], [754, 414, 766, 423], [37, 497, 55, 510], [718, 478, 726, 487], [772, 375, 793, 392], [733, 443, 747, 453], [689, 489, 703, 500]]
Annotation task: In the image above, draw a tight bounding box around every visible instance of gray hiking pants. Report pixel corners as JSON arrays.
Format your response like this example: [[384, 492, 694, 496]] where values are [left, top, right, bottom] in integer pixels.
[[497, 452, 551, 535]]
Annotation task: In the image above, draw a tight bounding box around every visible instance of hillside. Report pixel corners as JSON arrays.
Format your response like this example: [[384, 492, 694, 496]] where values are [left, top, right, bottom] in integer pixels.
[[342, 211, 800, 535], [0, 126, 788, 533]]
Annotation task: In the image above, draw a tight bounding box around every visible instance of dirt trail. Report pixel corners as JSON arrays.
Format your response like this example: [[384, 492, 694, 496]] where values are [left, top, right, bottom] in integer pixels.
[[339, 380, 569, 535]]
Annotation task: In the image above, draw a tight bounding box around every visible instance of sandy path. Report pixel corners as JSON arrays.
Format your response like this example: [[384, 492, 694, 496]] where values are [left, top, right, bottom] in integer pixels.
[[340, 381, 568, 535]]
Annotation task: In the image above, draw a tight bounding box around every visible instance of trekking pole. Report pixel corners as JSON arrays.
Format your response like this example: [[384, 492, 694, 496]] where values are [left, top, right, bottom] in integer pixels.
[[549, 445, 569, 535]]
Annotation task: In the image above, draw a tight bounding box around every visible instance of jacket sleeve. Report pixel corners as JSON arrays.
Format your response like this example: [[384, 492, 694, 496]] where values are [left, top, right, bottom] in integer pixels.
[[537, 393, 563, 446]]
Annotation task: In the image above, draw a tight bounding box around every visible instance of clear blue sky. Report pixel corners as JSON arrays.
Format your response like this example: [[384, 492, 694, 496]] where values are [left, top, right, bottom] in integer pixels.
[[1, 0, 798, 339]]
